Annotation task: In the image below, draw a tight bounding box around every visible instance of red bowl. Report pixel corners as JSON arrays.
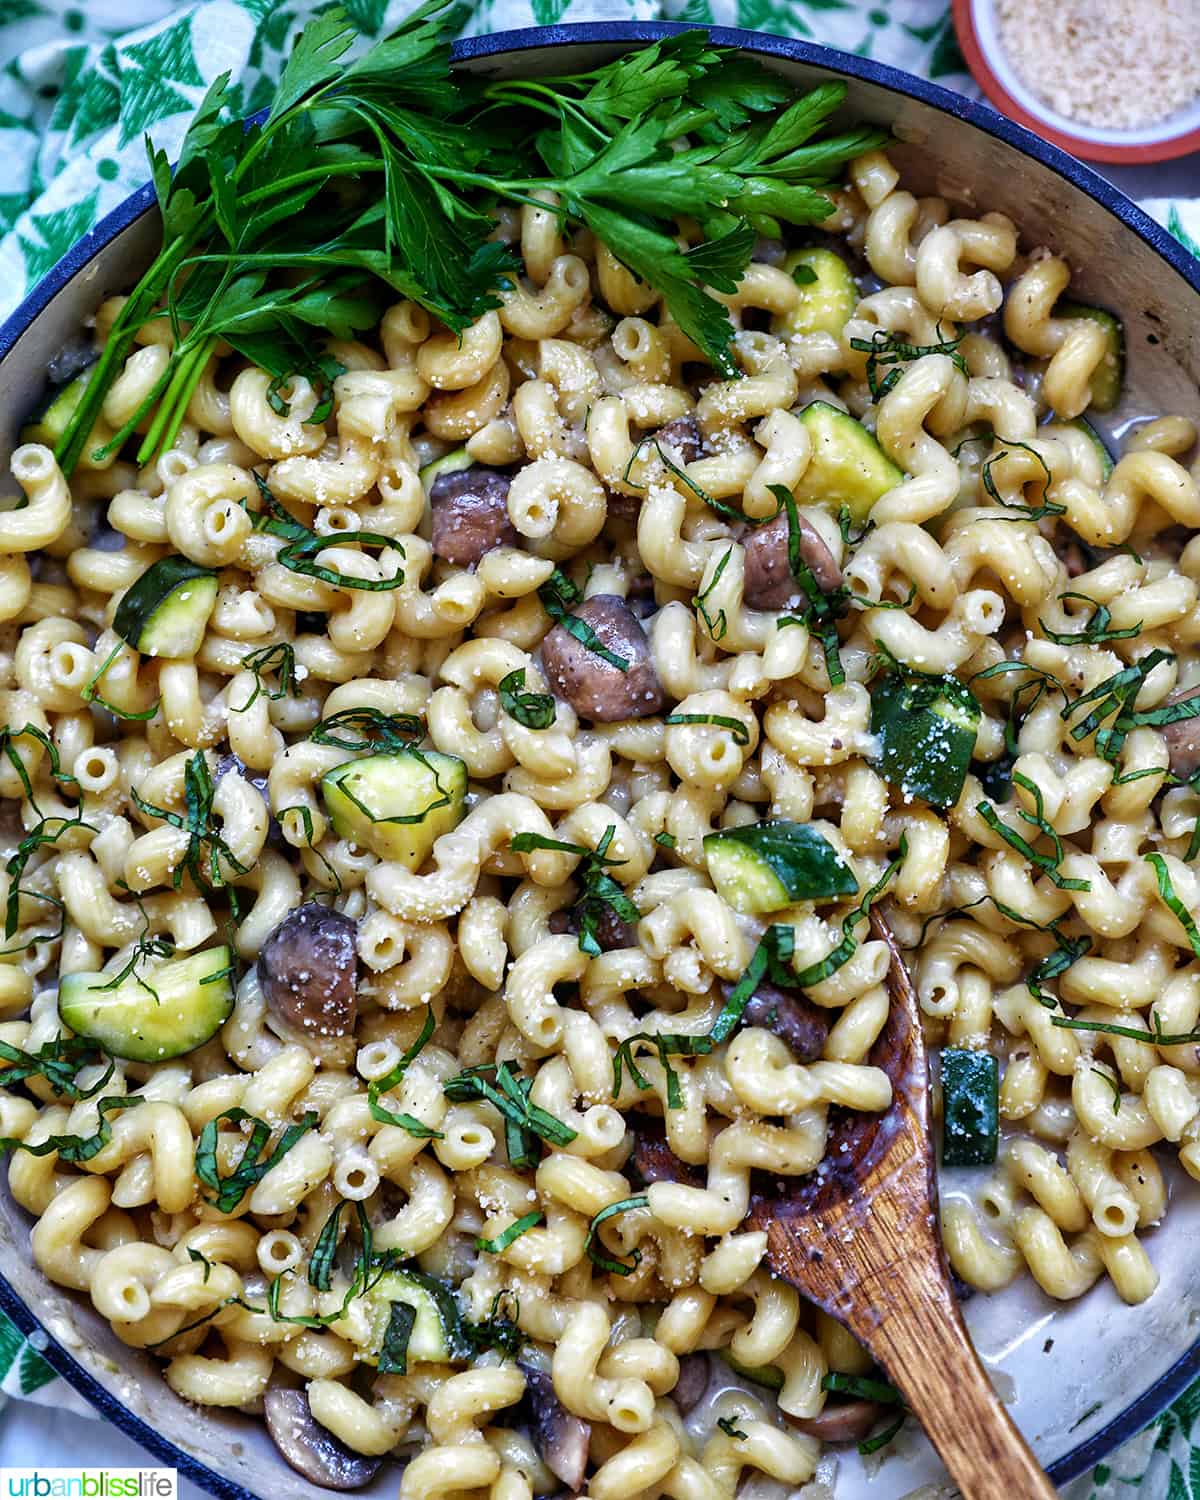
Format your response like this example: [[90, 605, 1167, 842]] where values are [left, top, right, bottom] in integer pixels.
[[952, 0, 1200, 163]]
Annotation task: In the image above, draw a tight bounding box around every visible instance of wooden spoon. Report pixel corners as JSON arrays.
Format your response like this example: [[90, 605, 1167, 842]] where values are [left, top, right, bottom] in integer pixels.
[[747, 908, 1057, 1499]]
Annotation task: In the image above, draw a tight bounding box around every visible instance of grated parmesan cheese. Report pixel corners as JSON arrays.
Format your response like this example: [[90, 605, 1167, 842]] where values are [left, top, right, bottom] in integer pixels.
[[994, 0, 1200, 129]]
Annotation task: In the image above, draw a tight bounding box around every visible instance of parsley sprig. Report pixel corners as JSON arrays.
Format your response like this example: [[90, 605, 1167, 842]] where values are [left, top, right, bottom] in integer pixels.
[[54, 8, 886, 474]]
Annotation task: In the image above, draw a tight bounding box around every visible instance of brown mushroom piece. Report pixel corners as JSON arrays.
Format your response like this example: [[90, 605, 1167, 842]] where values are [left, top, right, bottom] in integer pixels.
[[1163, 684, 1200, 780], [726, 980, 830, 1063], [788, 1398, 884, 1443], [263, 1388, 384, 1489], [540, 595, 665, 723], [519, 1361, 591, 1491], [742, 511, 843, 611], [429, 466, 518, 567], [671, 1353, 712, 1415], [654, 413, 706, 465], [549, 905, 636, 953], [258, 903, 358, 1037], [632, 1120, 703, 1187]]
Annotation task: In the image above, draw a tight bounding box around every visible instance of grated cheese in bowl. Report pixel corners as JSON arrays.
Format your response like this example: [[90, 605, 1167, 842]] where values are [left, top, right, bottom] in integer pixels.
[[993, 0, 1200, 130]]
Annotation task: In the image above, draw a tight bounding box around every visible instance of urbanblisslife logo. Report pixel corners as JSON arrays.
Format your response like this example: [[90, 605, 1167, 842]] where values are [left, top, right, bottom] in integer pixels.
[[1, 1472, 176, 1498]]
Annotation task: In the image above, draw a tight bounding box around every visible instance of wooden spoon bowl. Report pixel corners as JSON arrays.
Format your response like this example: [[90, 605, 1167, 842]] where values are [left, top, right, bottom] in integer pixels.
[[747, 909, 1057, 1499]]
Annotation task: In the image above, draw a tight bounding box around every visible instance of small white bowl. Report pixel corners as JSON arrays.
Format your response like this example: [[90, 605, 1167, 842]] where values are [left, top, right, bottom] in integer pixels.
[[954, 0, 1200, 162]]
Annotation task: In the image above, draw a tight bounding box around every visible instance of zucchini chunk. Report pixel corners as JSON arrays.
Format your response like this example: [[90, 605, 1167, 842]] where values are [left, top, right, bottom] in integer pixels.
[[719, 1352, 784, 1390], [418, 447, 473, 490], [871, 669, 980, 810], [793, 401, 903, 525], [321, 749, 467, 868], [1070, 416, 1114, 480], [773, 249, 858, 338], [940, 1048, 999, 1167], [59, 945, 235, 1062], [704, 821, 858, 915], [1057, 302, 1124, 412], [366, 1269, 470, 1369], [113, 556, 219, 659], [20, 370, 90, 448]]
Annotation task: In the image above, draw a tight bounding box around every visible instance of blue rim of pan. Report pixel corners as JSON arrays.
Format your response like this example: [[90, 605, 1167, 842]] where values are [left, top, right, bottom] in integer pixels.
[[0, 20, 1197, 1494]]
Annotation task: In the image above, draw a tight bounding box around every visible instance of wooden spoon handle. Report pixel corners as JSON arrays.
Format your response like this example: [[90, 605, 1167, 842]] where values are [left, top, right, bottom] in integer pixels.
[[870, 1290, 1057, 1500]]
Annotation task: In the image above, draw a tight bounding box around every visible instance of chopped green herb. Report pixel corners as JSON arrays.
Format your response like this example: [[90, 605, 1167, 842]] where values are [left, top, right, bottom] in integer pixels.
[[1039, 592, 1141, 646], [981, 441, 1064, 522], [498, 667, 557, 730], [585, 1195, 649, 1276], [248, 474, 406, 592], [131, 750, 250, 893], [1092, 1066, 1121, 1115], [976, 772, 1090, 891], [234, 643, 298, 712], [309, 707, 424, 752], [1144, 853, 1200, 961], [538, 572, 629, 671], [511, 826, 640, 957], [476, 1210, 544, 1254], [664, 712, 750, 745], [822, 1372, 903, 1404], [717, 1414, 750, 1439], [654, 832, 677, 849], [195, 1107, 319, 1214], [790, 837, 907, 987], [850, 325, 967, 401]]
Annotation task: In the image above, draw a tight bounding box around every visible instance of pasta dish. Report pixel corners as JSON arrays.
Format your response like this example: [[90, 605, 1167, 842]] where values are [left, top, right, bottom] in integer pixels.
[[0, 9, 1196, 1496]]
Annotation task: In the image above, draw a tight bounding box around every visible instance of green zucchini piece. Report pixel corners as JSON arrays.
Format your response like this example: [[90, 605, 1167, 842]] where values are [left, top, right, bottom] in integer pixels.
[[793, 401, 903, 525], [113, 556, 219, 659], [419, 448, 473, 490], [1070, 417, 1114, 480], [704, 821, 858, 915], [719, 1352, 784, 1390], [366, 1269, 470, 1367], [940, 1048, 999, 1167], [59, 945, 235, 1063], [20, 371, 90, 448], [1057, 302, 1124, 412], [321, 749, 467, 868], [774, 249, 858, 338], [871, 670, 980, 810]]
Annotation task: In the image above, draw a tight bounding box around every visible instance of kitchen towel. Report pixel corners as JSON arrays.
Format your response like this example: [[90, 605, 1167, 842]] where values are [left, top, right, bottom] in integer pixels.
[[0, 3, 1197, 1499]]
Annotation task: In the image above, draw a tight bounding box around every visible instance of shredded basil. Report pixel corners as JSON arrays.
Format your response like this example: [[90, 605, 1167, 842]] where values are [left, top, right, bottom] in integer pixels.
[[82, 640, 161, 722], [976, 772, 1090, 892], [476, 1210, 543, 1254], [378, 1301, 418, 1374], [664, 713, 751, 746], [195, 1107, 319, 1213], [0, 1035, 114, 1100], [585, 1195, 648, 1277], [1145, 853, 1200, 961], [444, 1060, 577, 1159], [717, 1414, 749, 1439], [790, 838, 907, 987], [248, 474, 405, 591], [310, 707, 423, 752], [859, 1412, 906, 1457], [538, 570, 629, 671], [849, 326, 967, 401], [822, 1372, 903, 1404], [770, 483, 846, 685], [367, 1007, 440, 1131], [655, 832, 677, 849], [131, 750, 250, 893], [0, 1093, 139, 1163], [980, 440, 1064, 522], [693, 549, 731, 642], [1092, 1066, 1121, 1115], [498, 667, 556, 730], [511, 826, 640, 957], [234, 643, 297, 712], [1039, 592, 1141, 646]]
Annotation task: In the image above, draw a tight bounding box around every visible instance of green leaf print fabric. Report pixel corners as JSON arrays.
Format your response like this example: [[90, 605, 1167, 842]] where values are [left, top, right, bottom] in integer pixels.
[[0, 3, 1197, 1497]]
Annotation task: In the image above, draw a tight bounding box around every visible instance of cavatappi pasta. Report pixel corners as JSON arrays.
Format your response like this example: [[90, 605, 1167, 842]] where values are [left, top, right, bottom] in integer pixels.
[[1, 137, 1197, 1496]]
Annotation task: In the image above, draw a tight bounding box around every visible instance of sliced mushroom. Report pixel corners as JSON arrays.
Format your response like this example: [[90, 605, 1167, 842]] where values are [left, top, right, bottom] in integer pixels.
[[549, 905, 636, 953], [671, 1353, 711, 1415], [788, 1398, 884, 1443], [727, 980, 830, 1063], [519, 1361, 591, 1491], [743, 511, 843, 610], [258, 903, 358, 1038], [752, 237, 787, 266], [654, 413, 706, 465], [429, 466, 518, 567], [1163, 684, 1200, 780], [540, 595, 665, 723], [632, 1120, 703, 1187], [263, 1388, 383, 1489]]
